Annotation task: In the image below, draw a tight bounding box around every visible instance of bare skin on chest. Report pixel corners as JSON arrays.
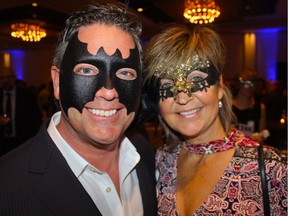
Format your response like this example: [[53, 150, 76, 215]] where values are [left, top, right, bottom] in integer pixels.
[[176, 147, 235, 215]]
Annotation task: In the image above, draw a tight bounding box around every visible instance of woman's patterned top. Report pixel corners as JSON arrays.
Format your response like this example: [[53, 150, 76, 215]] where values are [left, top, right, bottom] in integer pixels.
[[156, 129, 287, 215]]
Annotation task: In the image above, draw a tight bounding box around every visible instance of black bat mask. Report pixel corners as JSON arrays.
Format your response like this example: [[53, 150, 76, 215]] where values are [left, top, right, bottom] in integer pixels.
[[59, 32, 142, 116]]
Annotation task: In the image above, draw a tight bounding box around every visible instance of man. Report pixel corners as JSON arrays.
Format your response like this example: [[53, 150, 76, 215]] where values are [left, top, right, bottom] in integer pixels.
[[0, 66, 41, 156], [0, 3, 157, 216]]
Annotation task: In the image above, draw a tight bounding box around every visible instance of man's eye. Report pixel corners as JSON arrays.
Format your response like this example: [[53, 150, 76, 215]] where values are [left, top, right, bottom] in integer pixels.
[[82, 68, 93, 74], [73, 64, 99, 76], [116, 68, 137, 80]]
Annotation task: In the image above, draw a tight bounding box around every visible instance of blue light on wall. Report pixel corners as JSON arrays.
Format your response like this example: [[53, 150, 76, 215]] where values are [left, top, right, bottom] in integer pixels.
[[256, 27, 286, 81], [256, 27, 285, 34], [6, 50, 25, 80]]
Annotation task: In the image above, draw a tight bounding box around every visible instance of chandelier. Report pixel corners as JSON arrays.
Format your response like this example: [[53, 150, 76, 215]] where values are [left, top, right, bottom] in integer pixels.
[[183, 0, 221, 24], [11, 23, 47, 42]]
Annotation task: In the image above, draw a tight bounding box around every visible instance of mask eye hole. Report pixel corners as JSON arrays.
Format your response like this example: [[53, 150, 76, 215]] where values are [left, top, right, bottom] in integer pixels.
[[116, 68, 137, 81], [160, 79, 173, 89], [187, 70, 208, 83], [73, 63, 99, 76]]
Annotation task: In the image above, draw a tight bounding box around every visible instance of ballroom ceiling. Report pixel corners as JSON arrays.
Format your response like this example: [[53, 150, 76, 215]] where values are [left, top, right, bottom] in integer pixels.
[[0, 0, 286, 50]]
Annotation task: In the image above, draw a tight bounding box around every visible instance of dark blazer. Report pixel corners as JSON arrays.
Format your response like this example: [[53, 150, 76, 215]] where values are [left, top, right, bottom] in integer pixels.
[[0, 121, 157, 216]]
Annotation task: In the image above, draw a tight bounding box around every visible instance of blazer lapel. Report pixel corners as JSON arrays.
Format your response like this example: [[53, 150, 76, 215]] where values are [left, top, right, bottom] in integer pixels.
[[136, 161, 157, 216], [29, 124, 102, 215], [127, 131, 157, 216]]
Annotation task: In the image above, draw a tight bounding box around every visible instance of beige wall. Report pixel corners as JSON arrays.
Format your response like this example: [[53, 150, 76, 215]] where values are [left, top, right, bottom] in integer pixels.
[[1, 48, 54, 88], [222, 33, 244, 80], [22, 49, 54, 87], [222, 29, 287, 81]]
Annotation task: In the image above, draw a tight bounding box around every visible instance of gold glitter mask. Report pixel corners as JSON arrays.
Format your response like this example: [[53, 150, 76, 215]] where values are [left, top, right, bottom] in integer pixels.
[[169, 65, 195, 98], [154, 55, 218, 100]]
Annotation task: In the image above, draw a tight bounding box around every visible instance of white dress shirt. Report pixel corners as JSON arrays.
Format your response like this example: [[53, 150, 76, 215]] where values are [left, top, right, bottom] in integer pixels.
[[47, 112, 143, 216]]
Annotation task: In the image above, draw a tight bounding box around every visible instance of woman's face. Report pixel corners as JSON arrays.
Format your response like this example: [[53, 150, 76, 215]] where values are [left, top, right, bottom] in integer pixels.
[[158, 70, 224, 144], [239, 79, 256, 98]]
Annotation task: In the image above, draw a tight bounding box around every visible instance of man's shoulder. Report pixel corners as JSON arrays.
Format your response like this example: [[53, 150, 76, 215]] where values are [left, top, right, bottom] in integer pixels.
[[0, 133, 39, 161], [0, 124, 51, 170], [125, 130, 151, 150], [125, 130, 148, 141], [125, 130, 155, 164], [0, 140, 36, 188]]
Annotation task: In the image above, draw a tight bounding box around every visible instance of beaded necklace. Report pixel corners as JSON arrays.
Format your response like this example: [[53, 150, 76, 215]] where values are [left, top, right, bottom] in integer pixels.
[[183, 130, 237, 154]]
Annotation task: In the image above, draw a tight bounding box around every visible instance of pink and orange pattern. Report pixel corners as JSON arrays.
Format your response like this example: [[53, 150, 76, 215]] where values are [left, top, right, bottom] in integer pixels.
[[156, 130, 287, 215]]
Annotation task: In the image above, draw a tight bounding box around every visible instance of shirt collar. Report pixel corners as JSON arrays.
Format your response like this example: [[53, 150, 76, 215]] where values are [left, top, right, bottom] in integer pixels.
[[119, 137, 140, 183], [47, 111, 140, 181], [47, 111, 88, 177]]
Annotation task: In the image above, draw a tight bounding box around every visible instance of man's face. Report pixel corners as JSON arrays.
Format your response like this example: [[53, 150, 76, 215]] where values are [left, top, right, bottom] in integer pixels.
[[53, 24, 142, 145]]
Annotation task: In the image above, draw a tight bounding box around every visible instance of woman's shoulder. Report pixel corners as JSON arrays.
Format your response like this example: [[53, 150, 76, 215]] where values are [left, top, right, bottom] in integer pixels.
[[233, 130, 286, 163], [262, 145, 287, 163], [155, 143, 181, 164]]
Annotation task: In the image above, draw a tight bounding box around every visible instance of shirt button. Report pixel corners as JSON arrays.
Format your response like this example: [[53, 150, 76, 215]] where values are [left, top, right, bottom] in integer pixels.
[[106, 187, 111, 193]]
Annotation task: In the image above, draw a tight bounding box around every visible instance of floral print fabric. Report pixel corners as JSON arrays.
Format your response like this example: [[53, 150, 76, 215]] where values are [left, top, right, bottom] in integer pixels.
[[156, 130, 287, 215]]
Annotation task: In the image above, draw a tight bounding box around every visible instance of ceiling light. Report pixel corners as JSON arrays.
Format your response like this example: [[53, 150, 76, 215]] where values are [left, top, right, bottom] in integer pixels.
[[137, 7, 144, 13], [11, 23, 46, 42], [183, 0, 221, 24]]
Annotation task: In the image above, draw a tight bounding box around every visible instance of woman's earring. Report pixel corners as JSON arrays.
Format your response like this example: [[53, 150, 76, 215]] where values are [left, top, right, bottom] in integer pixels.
[[219, 100, 223, 108]]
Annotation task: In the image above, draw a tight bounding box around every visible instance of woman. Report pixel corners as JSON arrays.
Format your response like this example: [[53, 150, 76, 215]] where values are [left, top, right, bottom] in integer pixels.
[[143, 25, 287, 215], [231, 69, 268, 141]]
